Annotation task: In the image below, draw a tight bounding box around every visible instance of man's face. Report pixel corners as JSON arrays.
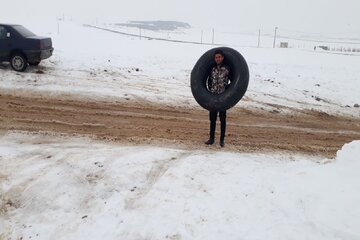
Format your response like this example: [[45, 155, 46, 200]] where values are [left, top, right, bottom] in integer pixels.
[[214, 53, 224, 65]]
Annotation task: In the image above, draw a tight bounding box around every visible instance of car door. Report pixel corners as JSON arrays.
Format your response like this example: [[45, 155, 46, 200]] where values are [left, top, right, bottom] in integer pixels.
[[0, 25, 11, 60]]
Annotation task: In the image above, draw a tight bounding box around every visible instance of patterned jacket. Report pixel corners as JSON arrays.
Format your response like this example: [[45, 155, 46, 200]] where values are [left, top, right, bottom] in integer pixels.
[[208, 64, 230, 94]]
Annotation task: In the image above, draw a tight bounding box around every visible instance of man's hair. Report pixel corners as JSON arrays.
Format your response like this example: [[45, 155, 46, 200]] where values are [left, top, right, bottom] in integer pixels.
[[214, 49, 224, 57]]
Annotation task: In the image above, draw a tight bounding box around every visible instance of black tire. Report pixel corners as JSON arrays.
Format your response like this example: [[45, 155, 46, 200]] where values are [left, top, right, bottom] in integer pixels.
[[29, 61, 40, 66], [10, 53, 28, 72], [191, 47, 249, 111]]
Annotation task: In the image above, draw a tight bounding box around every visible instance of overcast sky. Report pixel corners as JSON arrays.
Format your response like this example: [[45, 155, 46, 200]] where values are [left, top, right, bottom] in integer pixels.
[[1, 0, 359, 34]]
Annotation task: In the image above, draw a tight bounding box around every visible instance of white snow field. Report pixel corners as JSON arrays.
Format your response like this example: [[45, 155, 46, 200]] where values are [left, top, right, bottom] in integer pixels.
[[0, 132, 360, 240], [1, 18, 360, 240], [0, 20, 359, 116]]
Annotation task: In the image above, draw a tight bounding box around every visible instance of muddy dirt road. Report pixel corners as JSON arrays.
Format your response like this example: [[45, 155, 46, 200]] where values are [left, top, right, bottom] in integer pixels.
[[1, 93, 359, 157]]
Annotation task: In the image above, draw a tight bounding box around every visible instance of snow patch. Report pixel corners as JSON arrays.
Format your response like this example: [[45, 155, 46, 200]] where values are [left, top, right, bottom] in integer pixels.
[[336, 140, 360, 166], [1, 133, 360, 240]]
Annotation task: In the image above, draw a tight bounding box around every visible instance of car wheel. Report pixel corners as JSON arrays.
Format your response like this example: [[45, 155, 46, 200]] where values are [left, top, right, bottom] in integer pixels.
[[191, 47, 249, 112], [29, 61, 40, 66], [10, 53, 28, 72]]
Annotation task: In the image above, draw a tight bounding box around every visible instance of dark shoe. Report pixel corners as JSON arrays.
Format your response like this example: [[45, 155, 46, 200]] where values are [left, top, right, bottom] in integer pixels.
[[205, 138, 214, 145], [220, 140, 225, 147]]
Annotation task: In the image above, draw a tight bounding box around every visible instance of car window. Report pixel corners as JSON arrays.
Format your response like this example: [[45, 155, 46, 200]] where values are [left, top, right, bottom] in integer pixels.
[[0, 26, 7, 39], [12, 25, 36, 37]]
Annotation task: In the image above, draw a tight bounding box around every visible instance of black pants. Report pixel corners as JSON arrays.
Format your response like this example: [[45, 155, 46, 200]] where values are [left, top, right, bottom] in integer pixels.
[[209, 111, 226, 141]]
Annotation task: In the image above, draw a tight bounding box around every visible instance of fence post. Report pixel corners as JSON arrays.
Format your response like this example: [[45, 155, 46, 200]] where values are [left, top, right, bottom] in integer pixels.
[[273, 27, 278, 48]]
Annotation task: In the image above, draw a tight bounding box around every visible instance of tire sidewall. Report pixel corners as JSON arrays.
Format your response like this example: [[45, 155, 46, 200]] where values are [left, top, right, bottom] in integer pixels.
[[10, 53, 28, 72], [191, 47, 249, 112]]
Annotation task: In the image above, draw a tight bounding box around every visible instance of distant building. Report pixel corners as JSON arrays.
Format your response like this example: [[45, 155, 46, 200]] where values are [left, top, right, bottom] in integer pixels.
[[280, 42, 288, 48], [317, 46, 329, 51]]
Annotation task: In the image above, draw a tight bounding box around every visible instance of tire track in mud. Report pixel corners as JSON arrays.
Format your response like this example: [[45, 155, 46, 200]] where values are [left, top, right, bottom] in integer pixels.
[[1, 93, 360, 158]]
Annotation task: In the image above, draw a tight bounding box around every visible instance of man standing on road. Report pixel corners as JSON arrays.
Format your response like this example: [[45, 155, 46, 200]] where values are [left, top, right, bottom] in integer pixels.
[[205, 49, 230, 147]]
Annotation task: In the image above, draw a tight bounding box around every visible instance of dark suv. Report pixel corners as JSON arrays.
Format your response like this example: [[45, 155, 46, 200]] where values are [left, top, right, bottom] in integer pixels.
[[0, 24, 54, 72]]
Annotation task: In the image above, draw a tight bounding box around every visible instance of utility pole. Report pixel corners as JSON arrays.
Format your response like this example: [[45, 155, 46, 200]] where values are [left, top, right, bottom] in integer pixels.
[[139, 26, 142, 40], [273, 27, 278, 48], [201, 30, 203, 44], [212, 28, 215, 44], [258, 29, 261, 47]]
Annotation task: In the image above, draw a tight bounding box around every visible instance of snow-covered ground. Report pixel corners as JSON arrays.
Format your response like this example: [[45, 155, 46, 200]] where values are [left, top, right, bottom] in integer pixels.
[[1, 20, 360, 116], [1, 132, 360, 240], [1, 18, 360, 239]]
